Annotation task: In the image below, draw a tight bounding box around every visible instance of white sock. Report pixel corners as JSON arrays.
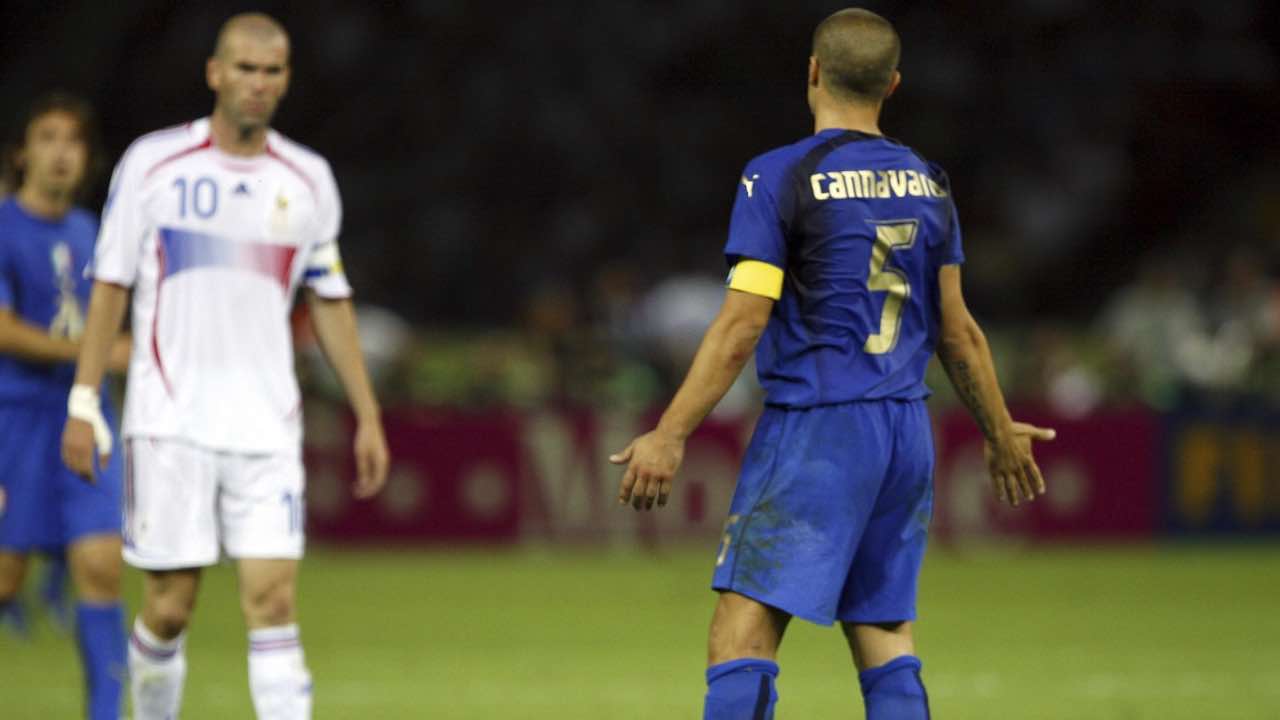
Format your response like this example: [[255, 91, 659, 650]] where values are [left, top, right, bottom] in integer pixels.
[[129, 617, 187, 720], [248, 624, 313, 720]]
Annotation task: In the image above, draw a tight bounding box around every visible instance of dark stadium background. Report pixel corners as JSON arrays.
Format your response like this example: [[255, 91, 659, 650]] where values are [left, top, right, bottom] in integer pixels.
[[2, 2, 1279, 718]]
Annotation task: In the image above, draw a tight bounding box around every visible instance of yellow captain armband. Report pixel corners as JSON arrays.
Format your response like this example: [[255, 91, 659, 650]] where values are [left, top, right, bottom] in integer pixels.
[[727, 259, 784, 300]]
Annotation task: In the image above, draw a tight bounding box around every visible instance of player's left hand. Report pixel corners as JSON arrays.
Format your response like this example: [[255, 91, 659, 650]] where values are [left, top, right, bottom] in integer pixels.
[[352, 419, 389, 499], [611, 430, 685, 511], [983, 420, 1055, 506]]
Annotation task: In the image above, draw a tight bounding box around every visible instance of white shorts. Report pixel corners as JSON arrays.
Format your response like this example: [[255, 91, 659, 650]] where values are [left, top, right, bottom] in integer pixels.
[[122, 436, 306, 569]]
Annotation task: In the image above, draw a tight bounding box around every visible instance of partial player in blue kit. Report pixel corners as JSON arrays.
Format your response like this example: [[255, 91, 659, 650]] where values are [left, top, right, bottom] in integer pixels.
[[0, 93, 132, 720], [612, 9, 1056, 719]]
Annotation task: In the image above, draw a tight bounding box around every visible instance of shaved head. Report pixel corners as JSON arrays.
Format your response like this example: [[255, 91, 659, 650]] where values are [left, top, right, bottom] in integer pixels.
[[812, 8, 900, 104], [206, 12, 292, 149], [214, 12, 289, 59]]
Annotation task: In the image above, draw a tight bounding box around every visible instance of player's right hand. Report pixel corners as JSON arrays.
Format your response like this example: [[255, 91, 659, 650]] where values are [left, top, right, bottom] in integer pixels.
[[611, 429, 685, 511], [983, 421, 1055, 507]]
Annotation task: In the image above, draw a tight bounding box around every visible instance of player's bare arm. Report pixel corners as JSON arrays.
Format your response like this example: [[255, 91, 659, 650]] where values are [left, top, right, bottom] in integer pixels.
[[61, 281, 129, 481], [305, 290, 389, 499], [935, 264, 1055, 506], [612, 289, 773, 511], [0, 308, 130, 369]]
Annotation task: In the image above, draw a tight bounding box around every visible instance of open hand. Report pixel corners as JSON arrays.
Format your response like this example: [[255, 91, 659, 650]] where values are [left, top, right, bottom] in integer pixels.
[[984, 421, 1056, 507], [611, 429, 685, 511]]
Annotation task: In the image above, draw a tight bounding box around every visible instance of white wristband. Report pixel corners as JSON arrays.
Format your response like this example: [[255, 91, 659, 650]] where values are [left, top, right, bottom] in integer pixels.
[[68, 384, 113, 459]]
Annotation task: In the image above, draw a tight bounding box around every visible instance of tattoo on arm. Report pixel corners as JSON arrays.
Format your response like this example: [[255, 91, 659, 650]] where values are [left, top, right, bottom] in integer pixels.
[[945, 357, 996, 440]]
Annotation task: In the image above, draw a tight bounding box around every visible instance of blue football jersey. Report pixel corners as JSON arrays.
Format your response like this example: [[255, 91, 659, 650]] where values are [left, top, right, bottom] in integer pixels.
[[724, 129, 964, 407], [0, 197, 100, 404]]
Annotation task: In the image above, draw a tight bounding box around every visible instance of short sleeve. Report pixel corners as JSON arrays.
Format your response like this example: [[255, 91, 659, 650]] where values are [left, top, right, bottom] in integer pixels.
[[926, 164, 964, 266], [723, 158, 794, 272], [303, 164, 352, 299], [937, 197, 965, 266], [91, 146, 148, 286]]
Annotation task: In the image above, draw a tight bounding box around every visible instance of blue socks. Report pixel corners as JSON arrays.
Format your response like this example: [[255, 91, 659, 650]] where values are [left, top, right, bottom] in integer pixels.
[[702, 653, 928, 718], [704, 658, 779, 720], [75, 602, 126, 720], [859, 655, 930, 720]]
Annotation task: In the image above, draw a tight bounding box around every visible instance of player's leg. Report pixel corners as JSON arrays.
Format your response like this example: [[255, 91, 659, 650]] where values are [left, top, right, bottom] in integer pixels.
[[0, 406, 58, 638], [704, 591, 790, 719], [67, 534, 126, 720], [706, 405, 889, 719], [123, 437, 220, 720], [61, 431, 128, 720], [842, 620, 916, 670], [131, 568, 201, 718], [836, 400, 935, 720], [841, 620, 929, 719], [0, 551, 30, 637], [223, 449, 311, 719], [39, 550, 73, 630], [238, 558, 311, 719], [0, 551, 29, 601]]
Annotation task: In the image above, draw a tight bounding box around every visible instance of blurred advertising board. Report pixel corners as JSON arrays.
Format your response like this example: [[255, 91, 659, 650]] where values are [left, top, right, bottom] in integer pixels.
[[1162, 403, 1280, 535], [304, 405, 526, 542], [303, 402, 1275, 544], [303, 404, 748, 545]]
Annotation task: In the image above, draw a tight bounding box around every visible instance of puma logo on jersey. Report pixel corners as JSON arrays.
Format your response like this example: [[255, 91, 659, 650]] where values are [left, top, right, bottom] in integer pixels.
[[741, 174, 759, 197]]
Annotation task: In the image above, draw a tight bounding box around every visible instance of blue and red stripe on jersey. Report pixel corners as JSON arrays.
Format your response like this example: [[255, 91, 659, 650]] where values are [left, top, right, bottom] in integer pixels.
[[157, 228, 297, 290]]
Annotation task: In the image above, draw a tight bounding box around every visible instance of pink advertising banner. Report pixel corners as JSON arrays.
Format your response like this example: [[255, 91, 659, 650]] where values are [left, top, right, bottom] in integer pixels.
[[304, 404, 1163, 544]]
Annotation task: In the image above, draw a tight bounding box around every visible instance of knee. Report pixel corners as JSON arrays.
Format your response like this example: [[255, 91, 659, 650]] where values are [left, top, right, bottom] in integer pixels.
[[843, 620, 914, 671], [242, 580, 295, 628], [0, 572, 20, 602], [145, 590, 197, 638], [0, 558, 26, 601], [708, 630, 769, 665], [707, 605, 784, 665], [74, 556, 123, 601]]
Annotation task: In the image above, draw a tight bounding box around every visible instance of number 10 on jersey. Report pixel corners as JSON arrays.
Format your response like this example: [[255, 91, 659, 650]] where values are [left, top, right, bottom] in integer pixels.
[[172, 177, 219, 219]]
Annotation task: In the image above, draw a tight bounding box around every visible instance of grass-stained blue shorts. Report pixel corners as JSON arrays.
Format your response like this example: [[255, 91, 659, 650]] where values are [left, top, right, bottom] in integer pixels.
[[0, 402, 122, 552], [711, 399, 934, 625]]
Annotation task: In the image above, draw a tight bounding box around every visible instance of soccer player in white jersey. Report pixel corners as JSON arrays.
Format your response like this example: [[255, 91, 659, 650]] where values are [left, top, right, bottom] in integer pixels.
[[61, 13, 389, 719]]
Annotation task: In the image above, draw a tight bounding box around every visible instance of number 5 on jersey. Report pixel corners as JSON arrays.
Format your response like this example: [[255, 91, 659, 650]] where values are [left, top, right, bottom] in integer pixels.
[[863, 220, 918, 355]]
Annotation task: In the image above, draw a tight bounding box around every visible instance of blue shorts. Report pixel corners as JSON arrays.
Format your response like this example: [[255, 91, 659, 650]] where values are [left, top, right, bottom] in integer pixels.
[[0, 402, 122, 552], [711, 399, 934, 626]]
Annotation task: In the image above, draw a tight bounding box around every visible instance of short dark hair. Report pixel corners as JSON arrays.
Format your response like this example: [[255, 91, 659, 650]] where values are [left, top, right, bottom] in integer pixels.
[[1, 91, 103, 200], [812, 8, 901, 103]]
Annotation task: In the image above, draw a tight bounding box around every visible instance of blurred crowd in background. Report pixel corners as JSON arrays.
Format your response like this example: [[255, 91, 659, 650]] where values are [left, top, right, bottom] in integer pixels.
[[3, 0, 1278, 415]]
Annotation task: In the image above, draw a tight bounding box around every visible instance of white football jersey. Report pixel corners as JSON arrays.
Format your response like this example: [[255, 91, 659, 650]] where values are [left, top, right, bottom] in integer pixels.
[[93, 118, 351, 453]]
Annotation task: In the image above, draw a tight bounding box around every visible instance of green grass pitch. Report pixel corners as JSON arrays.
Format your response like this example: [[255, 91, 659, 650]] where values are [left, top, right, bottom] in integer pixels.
[[4, 544, 1278, 718]]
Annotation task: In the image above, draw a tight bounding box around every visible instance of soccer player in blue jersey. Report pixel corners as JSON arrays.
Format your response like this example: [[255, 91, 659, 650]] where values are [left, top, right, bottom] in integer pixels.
[[0, 93, 132, 719], [612, 9, 1056, 719]]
